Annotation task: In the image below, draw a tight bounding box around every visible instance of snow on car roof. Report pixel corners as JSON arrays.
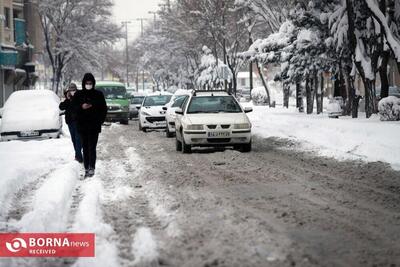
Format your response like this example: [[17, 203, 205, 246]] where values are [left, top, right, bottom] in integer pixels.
[[194, 91, 230, 97], [147, 91, 173, 96], [173, 89, 193, 96], [96, 81, 125, 87]]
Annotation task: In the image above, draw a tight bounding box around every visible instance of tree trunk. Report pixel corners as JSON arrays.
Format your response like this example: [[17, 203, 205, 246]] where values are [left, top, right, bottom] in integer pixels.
[[296, 82, 304, 112], [306, 77, 313, 114], [283, 83, 290, 108], [380, 50, 390, 98], [255, 61, 271, 106], [317, 72, 323, 114]]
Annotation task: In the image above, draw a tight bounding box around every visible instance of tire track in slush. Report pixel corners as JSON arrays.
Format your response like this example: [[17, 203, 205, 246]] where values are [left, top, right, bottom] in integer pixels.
[[96, 126, 164, 267]]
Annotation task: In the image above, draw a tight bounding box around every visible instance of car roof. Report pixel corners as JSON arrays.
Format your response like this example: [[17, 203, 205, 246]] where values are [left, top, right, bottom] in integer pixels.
[[96, 81, 125, 87], [146, 92, 173, 97]]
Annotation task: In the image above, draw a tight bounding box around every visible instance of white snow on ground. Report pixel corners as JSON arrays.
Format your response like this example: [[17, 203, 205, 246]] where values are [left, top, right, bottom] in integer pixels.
[[15, 162, 80, 232], [0, 137, 73, 219], [73, 179, 120, 267], [247, 105, 400, 170], [131, 227, 159, 266]]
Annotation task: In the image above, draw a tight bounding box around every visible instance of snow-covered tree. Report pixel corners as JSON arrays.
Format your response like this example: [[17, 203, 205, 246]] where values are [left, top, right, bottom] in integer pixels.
[[38, 0, 121, 93]]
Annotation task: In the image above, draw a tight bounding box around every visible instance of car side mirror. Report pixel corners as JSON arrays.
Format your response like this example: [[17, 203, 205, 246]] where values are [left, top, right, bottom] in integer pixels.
[[136, 105, 141, 110], [175, 108, 183, 115], [244, 107, 253, 113], [162, 107, 168, 111]]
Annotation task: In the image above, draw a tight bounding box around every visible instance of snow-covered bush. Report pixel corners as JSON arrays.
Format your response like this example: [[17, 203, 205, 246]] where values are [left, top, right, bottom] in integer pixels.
[[378, 96, 400, 121], [251, 87, 269, 106]]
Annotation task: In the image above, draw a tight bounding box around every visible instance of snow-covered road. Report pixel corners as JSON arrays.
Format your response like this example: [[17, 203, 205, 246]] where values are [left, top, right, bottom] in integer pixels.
[[0, 117, 399, 267]]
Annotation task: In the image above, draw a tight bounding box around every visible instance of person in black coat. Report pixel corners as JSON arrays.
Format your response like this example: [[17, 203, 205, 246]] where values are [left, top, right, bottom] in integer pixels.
[[72, 73, 107, 177], [59, 83, 83, 163]]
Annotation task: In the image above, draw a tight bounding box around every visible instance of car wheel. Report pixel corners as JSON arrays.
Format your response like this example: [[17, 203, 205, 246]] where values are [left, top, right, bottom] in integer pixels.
[[241, 141, 252, 153], [142, 127, 147, 133], [166, 126, 174, 138], [182, 135, 191, 154], [176, 138, 182, 151]]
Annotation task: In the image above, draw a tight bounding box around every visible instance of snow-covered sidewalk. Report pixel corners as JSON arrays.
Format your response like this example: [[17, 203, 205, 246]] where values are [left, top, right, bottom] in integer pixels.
[[248, 105, 400, 170]]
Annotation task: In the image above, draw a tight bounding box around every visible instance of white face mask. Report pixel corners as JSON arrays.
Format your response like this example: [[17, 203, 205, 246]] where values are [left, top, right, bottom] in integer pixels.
[[86, 84, 93, 90]]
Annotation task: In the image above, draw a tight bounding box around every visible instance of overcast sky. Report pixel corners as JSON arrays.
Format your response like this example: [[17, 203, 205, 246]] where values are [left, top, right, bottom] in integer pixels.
[[112, 0, 162, 41]]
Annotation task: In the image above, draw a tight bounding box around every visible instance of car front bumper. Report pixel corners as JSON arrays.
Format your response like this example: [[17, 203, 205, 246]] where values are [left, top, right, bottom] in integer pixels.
[[1, 129, 61, 141], [182, 130, 251, 146], [106, 112, 129, 122], [141, 116, 167, 129]]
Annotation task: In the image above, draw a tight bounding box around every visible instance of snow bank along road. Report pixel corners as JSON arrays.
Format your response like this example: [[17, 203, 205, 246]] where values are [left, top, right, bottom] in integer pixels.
[[1, 120, 400, 267]]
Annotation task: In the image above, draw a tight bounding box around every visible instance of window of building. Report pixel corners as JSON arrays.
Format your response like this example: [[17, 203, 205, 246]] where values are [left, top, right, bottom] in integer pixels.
[[4, 7, 11, 28]]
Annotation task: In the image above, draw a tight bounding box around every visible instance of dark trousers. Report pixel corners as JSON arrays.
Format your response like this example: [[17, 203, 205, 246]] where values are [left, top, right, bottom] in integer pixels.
[[68, 122, 83, 161], [80, 131, 99, 170]]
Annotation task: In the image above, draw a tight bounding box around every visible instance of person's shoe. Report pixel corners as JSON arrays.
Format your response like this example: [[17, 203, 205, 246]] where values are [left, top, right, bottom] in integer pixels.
[[75, 157, 83, 163], [88, 168, 95, 177], [84, 169, 90, 178]]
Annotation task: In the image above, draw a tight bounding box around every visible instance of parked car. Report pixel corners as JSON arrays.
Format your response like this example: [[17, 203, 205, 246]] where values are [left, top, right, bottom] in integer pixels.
[[375, 86, 400, 100], [0, 90, 62, 141], [96, 81, 130, 125], [138, 93, 172, 132], [129, 95, 145, 119], [327, 96, 344, 118], [175, 90, 253, 153], [164, 89, 192, 138]]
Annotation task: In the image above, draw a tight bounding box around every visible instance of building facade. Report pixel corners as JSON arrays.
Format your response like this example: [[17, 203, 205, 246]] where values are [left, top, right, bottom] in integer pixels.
[[0, 0, 41, 107]]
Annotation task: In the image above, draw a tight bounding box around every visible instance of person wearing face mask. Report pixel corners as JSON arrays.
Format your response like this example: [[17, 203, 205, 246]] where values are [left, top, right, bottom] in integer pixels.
[[72, 73, 107, 178], [59, 83, 83, 163]]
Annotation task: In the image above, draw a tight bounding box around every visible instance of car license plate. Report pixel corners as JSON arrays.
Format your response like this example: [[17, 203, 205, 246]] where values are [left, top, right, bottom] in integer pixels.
[[20, 131, 40, 137], [208, 132, 230, 138], [155, 122, 166, 126]]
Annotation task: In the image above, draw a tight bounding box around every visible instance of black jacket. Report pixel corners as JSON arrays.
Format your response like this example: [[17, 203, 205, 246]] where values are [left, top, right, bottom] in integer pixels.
[[59, 98, 78, 125], [73, 89, 107, 133]]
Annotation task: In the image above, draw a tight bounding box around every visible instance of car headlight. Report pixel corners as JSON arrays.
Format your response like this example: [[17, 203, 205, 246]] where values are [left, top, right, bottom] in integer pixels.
[[141, 111, 151, 116], [186, 124, 204, 130], [233, 123, 251, 129]]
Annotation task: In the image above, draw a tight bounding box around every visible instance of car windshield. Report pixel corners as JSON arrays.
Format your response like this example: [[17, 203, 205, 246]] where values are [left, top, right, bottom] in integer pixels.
[[143, 95, 172, 106], [187, 96, 242, 114], [172, 95, 188, 108], [131, 97, 145, 105], [97, 86, 127, 99]]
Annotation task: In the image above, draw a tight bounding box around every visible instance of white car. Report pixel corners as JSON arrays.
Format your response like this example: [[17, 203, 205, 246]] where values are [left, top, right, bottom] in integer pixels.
[[138, 93, 172, 132], [0, 90, 62, 141], [165, 89, 192, 137], [175, 90, 253, 153]]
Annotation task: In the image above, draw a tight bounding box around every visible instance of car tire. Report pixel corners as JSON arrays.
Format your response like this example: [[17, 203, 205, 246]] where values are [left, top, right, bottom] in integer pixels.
[[241, 141, 252, 153], [182, 135, 192, 154], [142, 127, 147, 133], [176, 138, 182, 151], [166, 126, 174, 138]]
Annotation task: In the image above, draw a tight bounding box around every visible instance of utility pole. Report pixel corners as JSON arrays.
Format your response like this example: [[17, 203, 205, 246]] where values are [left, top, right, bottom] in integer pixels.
[[121, 21, 131, 87], [148, 11, 157, 30], [248, 19, 253, 100], [136, 18, 148, 90]]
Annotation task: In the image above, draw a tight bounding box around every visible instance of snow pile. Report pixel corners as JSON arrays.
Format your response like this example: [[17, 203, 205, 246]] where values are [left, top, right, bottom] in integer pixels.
[[131, 227, 159, 266], [378, 96, 400, 121], [0, 138, 73, 218], [16, 162, 80, 232], [251, 87, 269, 106], [247, 105, 400, 170], [1, 89, 61, 133], [73, 179, 119, 267]]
